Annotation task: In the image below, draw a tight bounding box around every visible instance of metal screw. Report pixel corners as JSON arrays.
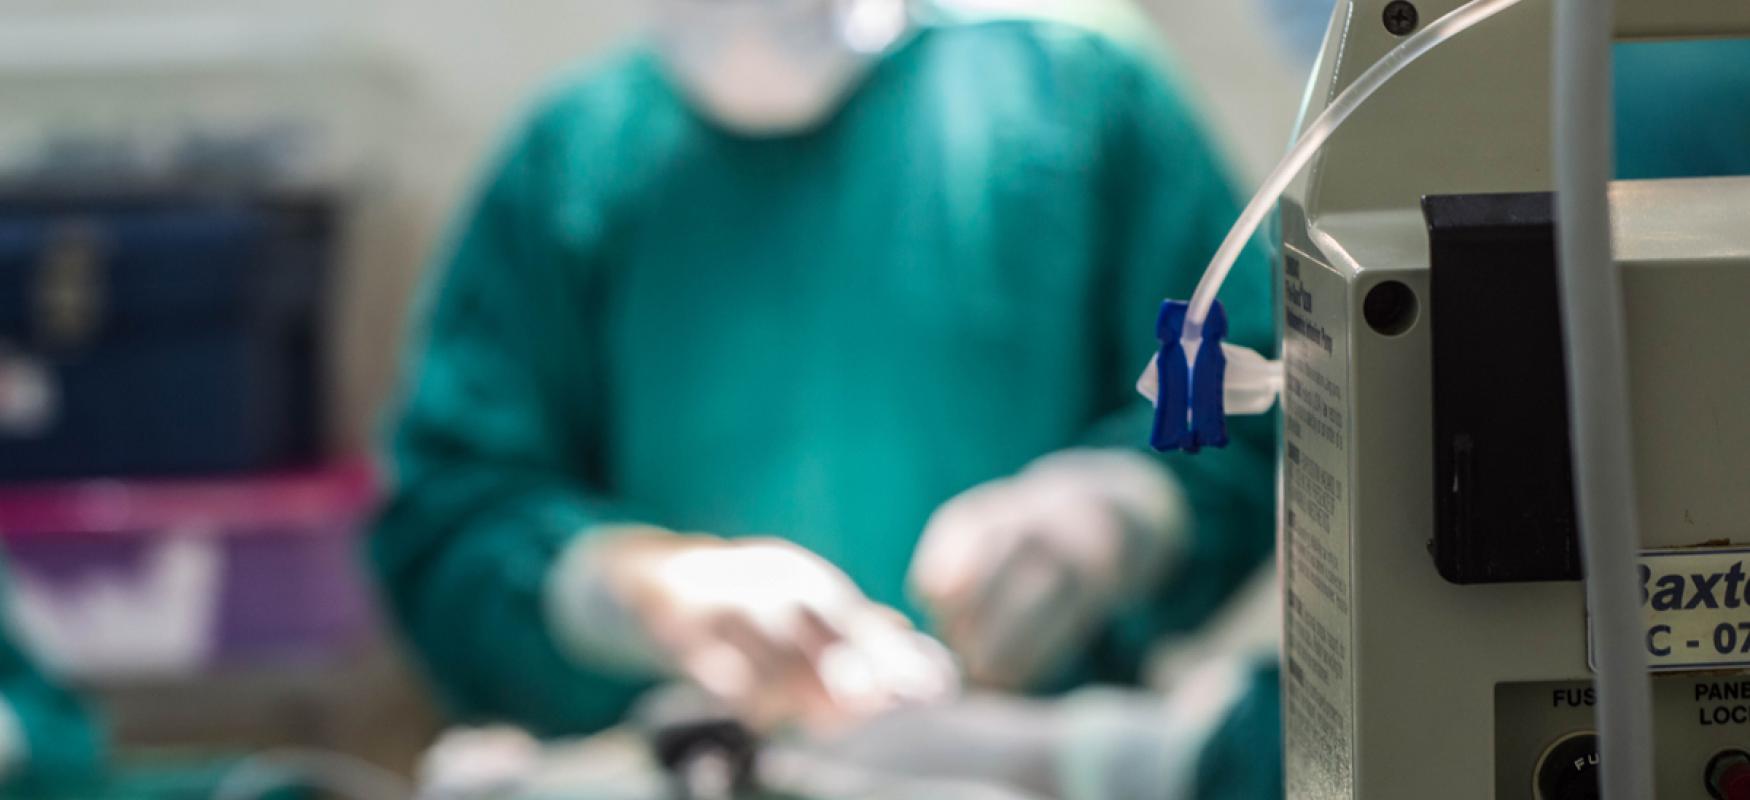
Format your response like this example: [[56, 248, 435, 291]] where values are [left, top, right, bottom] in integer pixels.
[[1383, 0, 1419, 35]]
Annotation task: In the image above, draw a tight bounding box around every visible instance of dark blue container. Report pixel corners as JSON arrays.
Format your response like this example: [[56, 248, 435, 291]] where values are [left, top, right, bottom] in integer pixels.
[[0, 194, 332, 481]]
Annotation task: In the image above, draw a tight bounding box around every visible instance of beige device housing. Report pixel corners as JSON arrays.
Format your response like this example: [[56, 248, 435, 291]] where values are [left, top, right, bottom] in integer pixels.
[[1278, 1, 1750, 797]]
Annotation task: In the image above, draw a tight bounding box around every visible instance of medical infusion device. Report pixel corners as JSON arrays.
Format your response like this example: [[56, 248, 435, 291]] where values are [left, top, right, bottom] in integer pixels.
[[1272, 0, 1750, 796], [1146, 0, 1750, 796]]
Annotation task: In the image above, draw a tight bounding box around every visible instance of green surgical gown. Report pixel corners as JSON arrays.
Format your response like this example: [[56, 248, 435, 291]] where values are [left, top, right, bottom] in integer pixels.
[[1615, 38, 1750, 180], [372, 16, 1278, 748], [0, 565, 103, 798]]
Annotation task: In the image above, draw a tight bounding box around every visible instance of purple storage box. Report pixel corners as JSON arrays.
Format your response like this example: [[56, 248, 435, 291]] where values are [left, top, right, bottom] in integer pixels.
[[0, 459, 379, 671]]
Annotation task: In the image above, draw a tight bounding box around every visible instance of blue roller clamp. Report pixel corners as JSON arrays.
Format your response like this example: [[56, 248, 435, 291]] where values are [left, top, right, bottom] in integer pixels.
[[1150, 299, 1230, 453]]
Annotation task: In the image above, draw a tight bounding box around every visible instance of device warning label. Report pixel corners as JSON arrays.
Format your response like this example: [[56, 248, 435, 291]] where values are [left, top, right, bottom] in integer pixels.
[[1282, 252, 1354, 799], [1592, 546, 1750, 673]]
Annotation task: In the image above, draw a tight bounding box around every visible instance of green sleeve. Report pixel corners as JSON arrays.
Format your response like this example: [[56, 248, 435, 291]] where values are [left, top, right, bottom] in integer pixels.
[[0, 679, 105, 799], [1194, 662, 1285, 800], [0, 574, 104, 796], [369, 104, 654, 737], [1614, 39, 1750, 180], [1056, 36, 1279, 689]]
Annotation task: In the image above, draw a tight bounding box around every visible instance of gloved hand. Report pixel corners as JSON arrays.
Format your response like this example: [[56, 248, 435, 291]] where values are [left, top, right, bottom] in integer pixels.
[[548, 531, 957, 732], [909, 449, 1188, 690]]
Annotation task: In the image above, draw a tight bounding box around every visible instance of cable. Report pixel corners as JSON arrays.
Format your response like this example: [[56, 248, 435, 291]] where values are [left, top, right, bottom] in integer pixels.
[[1551, 0, 1656, 796]]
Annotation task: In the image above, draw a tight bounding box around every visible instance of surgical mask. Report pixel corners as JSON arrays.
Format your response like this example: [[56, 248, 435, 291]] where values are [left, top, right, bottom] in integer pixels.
[[651, 0, 911, 136]]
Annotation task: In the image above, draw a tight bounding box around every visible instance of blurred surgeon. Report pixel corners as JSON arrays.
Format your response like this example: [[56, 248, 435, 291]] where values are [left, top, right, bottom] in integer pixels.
[[373, 0, 1278, 796]]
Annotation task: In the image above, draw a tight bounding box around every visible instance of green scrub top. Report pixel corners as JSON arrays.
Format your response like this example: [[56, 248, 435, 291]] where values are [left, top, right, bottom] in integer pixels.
[[1194, 662, 1283, 800], [0, 567, 103, 798], [1616, 38, 1750, 180], [371, 17, 1278, 739]]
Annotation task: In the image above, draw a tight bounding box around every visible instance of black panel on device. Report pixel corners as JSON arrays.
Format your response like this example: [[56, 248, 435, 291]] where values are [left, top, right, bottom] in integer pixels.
[[1423, 192, 1581, 584]]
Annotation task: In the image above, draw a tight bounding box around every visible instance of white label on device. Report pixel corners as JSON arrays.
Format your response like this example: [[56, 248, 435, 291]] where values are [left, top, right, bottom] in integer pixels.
[[1282, 251, 1355, 796], [1593, 547, 1750, 673]]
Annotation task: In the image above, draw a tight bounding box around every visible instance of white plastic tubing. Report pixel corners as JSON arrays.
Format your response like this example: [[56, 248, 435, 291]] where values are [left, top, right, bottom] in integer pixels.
[[1552, 0, 1656, 795], [1178, 0, 1523, 355]]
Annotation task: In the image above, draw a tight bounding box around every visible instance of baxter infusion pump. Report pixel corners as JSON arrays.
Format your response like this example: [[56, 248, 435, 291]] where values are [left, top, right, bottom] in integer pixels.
[[1275, 0, 1750, 797]]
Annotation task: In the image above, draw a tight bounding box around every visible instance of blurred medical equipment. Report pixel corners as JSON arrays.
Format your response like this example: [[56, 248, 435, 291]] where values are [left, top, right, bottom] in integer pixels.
[[0, 460, 378, 680], [549, 535, 959, 733], [910, 449, 1188, 689], [1138, 0, 1750, 795], [10, 535, 222, 679], [0, 188, 335, 481], [649, 0, 911, 135], [420, 549, 1280, 800], [0, 461, 414, 797], [417, 661, 1275, 800], [0, 10, 457, 795], [415, 694, 1045, 800]]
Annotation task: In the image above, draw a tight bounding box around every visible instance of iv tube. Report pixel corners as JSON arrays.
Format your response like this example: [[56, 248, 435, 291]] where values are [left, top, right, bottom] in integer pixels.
[[1179, 0, 1525, 352]]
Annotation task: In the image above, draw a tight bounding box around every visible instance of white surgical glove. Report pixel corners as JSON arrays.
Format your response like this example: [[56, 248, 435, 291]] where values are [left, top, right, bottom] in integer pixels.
[[548, 530, 957, 733], [909, 449, 1188, 689]]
